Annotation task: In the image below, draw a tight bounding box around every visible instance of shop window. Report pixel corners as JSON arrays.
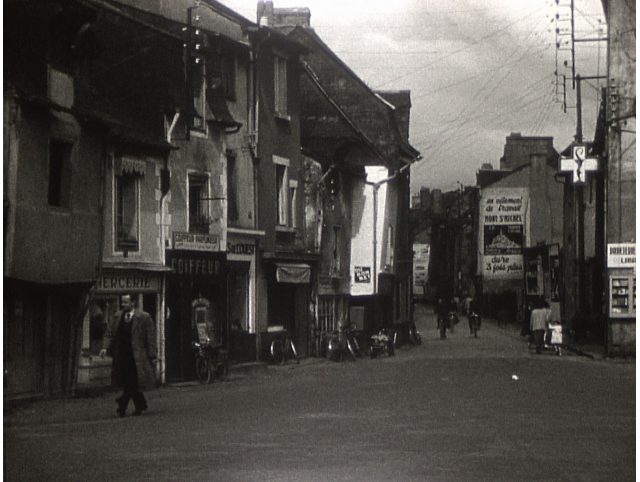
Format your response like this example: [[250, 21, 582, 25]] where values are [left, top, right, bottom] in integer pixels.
[[115, 172, 140, 251], [227, 151, 238, 224], [276, 164, 288, 226], [274, 55, 288, 117], [48, 139, 73, 207], [188, 173, 210, 234]]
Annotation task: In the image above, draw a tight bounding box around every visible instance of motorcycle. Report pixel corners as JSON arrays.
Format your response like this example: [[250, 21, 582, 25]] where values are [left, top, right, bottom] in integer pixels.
[[369, 329, 396, 358]]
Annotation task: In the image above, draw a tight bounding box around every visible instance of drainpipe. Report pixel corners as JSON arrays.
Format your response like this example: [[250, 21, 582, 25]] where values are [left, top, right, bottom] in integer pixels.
[[365, 161, 414, 294], [158, 111, 180, 385]]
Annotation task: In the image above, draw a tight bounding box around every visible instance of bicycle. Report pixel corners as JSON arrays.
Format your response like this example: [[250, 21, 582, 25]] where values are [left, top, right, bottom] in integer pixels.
[[269, 330, 300, 365], [408, 321, 422, 345], [193, 340, 229, 384], [326, 324, 361, 362], [468, 311, 481, 338]]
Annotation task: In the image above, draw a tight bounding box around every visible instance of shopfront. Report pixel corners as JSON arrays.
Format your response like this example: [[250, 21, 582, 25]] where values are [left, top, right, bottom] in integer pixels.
[[263, 261, 312, 359], [227, 235, 259, 363], [606, 243, 636, 355], [165, 245, 227, 382], [78, 269, 164, 389]]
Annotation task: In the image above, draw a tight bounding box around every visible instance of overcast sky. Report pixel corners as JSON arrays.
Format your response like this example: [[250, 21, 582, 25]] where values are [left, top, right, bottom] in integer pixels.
[[220, 0, 607, 193]]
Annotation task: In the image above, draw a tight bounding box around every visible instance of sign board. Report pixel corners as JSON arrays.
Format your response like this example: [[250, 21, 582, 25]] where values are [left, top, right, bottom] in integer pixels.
[[173, 231, 221, 252], [354, 266, 371, 283], [479, 188, 528, 279], [608, 243, 636, 268], [96, 272, 160, 293], [166, 250, 225, 277]]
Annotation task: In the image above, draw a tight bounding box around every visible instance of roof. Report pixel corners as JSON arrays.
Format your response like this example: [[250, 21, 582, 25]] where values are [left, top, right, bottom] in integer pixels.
[[285, 26, 420, 164]]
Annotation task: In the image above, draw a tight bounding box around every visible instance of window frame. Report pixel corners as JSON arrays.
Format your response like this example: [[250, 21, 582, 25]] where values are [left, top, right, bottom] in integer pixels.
[[288, 179, 298, 229], [273, 156, 290, 227], [187, 172, 211, 234], [273, 53, 288, 118], [191, 57, 207, 135], [47, 138, 73, 208], [114, 170, 141, 252]]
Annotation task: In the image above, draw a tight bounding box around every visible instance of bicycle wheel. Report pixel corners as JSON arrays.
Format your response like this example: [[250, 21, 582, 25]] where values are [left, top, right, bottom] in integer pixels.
[[346, 337, 357, 361], [288, 338, 300, 364], [270, 339, 284, 364], [195, 355, 211, 384]]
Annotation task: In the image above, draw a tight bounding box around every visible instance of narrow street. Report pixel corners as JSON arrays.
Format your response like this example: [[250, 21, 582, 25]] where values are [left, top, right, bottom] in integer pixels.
[[5, 305, 635, 482]]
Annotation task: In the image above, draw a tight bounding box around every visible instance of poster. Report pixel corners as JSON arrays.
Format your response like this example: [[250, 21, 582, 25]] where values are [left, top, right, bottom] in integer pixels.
[[479, 188, 528, 279]]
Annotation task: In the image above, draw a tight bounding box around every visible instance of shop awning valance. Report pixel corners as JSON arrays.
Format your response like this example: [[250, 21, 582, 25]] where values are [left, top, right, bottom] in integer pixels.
[[275, 262, 311, 284], [119, 156, 146, 176]]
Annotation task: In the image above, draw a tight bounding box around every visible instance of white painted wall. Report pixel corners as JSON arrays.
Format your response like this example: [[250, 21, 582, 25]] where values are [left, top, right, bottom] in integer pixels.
[[350, 166, 389, 296]]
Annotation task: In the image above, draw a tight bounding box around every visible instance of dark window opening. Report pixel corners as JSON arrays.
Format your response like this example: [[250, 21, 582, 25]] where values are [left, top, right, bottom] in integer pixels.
[[227, 151, 238, 223], [115, 173, 139, 251], [189, 174, 210, 234], [48, 139, 72, 207]]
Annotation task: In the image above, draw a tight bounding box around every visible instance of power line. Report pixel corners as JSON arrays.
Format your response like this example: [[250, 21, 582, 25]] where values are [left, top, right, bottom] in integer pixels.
[[372, 6, 545, 89]]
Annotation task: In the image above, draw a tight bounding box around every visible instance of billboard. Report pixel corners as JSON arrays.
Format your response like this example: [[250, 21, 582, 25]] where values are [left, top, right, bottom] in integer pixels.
[[479, 188, 529, 279]]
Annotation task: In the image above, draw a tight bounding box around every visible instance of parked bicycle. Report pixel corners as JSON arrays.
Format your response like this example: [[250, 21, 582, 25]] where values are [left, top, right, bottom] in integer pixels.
[[326, 323, 362, 362], [193, 340, 229, 384], [408, 321, 422, 345], [269, 330, 300, 365]]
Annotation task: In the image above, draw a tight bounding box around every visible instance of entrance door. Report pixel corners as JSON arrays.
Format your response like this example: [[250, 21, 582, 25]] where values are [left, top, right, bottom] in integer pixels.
[[4, 288, 46, 398]]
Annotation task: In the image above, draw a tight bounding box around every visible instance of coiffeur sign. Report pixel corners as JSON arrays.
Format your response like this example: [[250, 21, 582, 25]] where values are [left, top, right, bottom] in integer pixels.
[[479, 187, 529, 280]]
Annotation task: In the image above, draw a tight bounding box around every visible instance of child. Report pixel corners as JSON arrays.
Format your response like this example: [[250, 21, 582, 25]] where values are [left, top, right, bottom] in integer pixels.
[[548, 320, 563, 356]]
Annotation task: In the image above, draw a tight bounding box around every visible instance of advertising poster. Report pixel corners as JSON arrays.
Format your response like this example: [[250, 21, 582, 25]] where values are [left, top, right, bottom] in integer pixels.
[[479, 188, 529, 279]]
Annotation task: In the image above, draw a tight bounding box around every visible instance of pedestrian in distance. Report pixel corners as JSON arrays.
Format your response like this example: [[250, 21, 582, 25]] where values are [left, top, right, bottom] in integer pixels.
[[435, 297, 448, 339], [529, 299, 552, 354], [100, 294, 157, 417]]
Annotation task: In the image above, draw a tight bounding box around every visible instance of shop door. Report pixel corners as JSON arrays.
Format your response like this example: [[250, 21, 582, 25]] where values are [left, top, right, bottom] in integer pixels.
[[293, 285, 309, 357]]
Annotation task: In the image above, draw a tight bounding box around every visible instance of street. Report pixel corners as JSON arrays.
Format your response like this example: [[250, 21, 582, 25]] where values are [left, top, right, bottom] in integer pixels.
[[5, 305, 635, 482]]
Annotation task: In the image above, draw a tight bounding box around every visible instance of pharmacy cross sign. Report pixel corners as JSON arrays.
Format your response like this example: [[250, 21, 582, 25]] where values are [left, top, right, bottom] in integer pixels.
[[559, 144, 598, 184]]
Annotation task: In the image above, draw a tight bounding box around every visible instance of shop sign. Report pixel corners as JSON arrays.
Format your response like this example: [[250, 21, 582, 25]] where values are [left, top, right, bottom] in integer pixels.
[[227, 242, 255, 255], [97, 273, 159, 292], [608, 243, 636, 268], [173, 231, 221, 252], [166, 250, 225, 276], [354, 266, 371, 283]]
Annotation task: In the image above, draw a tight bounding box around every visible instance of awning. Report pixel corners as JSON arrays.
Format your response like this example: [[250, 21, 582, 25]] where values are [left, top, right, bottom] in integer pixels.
[[276, 262, 311, 284]]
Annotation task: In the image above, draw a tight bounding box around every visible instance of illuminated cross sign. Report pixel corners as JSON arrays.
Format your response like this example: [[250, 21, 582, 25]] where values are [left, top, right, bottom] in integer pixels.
[[559, 144, 598, 184]]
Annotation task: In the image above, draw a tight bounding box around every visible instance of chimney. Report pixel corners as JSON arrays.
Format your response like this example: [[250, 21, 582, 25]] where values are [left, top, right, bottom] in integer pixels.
[[257, 1, 274, 26]]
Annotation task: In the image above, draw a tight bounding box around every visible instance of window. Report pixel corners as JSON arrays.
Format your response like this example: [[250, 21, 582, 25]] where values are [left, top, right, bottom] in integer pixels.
[[188, 174, 210, 234], [386, 224, 394, 268], [289, 180, 298, 228], [332, 225, 341, 274], [115, 172, 139, 251], [222, 55, 236, 101], [48, 139, 72, 207], [276, 164, 288, 226], [274, 55, 288, 116], [227, 151, 238, 223], [192, 58, 206, 131]]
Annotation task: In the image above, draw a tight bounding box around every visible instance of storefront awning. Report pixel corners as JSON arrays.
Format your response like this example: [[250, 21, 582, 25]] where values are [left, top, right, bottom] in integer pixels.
[[275, 262, 311, 284]]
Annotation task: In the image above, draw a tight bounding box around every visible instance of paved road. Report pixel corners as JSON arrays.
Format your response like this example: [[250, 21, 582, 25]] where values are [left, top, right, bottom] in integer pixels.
[[5, 304, 635, 481]]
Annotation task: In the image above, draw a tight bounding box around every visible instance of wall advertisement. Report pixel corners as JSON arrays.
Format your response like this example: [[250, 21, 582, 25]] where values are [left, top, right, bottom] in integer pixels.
[[479, 188, 529, 279]]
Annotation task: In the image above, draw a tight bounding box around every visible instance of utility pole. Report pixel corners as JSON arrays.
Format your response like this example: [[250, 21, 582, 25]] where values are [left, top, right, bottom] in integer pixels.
[[575, 74, 585, 325]]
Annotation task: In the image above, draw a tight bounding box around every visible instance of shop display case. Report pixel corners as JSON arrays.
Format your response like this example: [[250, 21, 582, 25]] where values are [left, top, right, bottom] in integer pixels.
[[609, 275, 636, 318]]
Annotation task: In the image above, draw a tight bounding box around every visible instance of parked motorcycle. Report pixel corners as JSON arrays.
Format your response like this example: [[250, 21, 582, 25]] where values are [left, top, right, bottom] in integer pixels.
[[369, 329, 395, 358]]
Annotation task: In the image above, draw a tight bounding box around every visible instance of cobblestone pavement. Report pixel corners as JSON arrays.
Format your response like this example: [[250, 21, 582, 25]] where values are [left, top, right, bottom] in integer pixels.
[[5, 304, 635, 481]]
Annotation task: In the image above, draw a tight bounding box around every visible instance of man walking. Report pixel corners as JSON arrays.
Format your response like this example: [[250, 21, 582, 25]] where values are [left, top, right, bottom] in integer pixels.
[[100, 294, 157, 417]]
